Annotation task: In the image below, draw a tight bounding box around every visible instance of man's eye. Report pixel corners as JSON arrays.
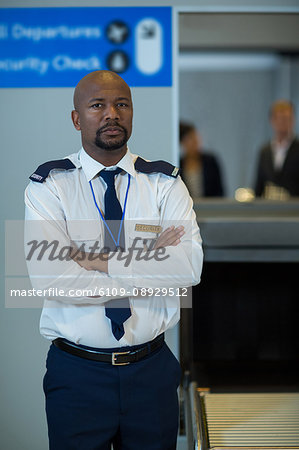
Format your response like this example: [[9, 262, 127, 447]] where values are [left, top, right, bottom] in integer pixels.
[[117, 103, 128, 108], [91, 103, 103, 108]]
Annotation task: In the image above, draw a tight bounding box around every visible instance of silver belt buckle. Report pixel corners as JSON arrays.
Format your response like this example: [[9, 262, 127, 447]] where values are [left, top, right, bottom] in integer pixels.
[[112, 351, 130, 365]]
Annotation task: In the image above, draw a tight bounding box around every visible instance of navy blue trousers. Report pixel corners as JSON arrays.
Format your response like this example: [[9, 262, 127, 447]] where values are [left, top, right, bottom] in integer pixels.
[[43, 341, 181, 450]]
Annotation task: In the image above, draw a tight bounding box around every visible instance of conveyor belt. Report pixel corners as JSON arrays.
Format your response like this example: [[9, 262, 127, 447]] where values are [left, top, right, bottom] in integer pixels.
[[197, 391, 299, 448]]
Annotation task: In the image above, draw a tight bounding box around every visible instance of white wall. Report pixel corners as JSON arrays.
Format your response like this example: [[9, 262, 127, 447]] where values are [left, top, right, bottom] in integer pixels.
[[0, 3, 176, 449]]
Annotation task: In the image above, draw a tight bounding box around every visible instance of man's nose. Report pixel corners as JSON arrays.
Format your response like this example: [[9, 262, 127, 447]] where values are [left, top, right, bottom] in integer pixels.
[[105, 104, 119, 120]]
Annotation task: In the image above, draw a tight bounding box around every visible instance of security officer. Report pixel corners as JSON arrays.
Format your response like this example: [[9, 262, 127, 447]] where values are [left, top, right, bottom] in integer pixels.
[[25, 70, 203, 449]]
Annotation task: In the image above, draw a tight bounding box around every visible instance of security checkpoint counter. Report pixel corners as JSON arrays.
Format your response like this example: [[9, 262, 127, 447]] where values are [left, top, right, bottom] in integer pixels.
[[193, 198, 299, 263], [179, 199, 299, 449]]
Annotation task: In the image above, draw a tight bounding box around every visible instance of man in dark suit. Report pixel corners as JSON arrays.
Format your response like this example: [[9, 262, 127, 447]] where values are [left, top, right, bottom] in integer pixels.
[[255, 100, 299, 199]]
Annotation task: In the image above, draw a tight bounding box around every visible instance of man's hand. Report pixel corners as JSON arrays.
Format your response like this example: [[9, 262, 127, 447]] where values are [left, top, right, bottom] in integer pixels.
[[154, 225, 185, 249], [71, 248, 108, 273]]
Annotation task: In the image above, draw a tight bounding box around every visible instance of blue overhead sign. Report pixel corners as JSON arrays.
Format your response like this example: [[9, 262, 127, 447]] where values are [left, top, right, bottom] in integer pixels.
[[0, 7, 172, 87]]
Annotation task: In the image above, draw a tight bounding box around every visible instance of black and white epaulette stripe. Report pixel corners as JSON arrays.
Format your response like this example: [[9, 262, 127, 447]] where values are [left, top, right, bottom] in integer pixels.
[[29, 158, 76, 183], [134, 157, 180, 178]]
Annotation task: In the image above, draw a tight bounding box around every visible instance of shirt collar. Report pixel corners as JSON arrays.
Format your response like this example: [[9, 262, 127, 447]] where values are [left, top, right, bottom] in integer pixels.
[[79, 147, 137, 182], [271, 134, 295, 152]]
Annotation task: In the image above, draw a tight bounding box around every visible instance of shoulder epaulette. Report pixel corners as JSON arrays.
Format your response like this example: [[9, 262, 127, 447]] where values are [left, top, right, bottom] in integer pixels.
[[134, 157, 180, 178], [29, 158, 76, 183]]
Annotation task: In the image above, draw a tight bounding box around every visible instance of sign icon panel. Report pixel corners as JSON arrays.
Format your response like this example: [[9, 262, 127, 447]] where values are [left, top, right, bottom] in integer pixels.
[[136, 19, 162, 75], [106, 21, 129, 44], [0, 7, 172, 87], [107, 51, 129, 73]]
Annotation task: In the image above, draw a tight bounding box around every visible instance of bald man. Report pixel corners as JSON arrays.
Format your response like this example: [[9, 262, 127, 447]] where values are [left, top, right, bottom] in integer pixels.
[[25, 71, 203, 449], [255, 100, 299, 198]]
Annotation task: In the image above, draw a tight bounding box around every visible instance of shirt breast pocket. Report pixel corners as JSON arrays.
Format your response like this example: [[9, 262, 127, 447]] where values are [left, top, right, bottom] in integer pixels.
[[126, 217, 162, 252], [66, 220, 104, 252]]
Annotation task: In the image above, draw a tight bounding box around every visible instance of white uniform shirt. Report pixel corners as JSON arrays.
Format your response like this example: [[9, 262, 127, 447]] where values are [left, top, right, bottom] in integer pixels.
[[25, 148, 203, 348]]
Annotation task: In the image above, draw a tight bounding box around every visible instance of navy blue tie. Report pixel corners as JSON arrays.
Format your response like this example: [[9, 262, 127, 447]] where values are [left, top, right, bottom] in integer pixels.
[[99, 168, 131, 340]]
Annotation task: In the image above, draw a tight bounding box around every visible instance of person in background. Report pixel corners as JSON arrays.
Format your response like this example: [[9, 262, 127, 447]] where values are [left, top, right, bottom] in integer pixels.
[[255, 100, 299, 199], [179, 121, 224, 198]]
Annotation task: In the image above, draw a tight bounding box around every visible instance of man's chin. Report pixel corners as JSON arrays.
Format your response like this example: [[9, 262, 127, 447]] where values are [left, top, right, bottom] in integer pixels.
[[95, 138, 127, 151]]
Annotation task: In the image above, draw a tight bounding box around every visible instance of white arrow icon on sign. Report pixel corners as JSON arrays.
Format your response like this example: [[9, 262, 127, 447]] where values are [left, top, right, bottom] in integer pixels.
[[136, 18, 162, 75]]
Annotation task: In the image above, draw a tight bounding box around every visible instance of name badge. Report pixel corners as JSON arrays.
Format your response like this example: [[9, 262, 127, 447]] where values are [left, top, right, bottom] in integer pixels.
[[135, 224, 162, 234]]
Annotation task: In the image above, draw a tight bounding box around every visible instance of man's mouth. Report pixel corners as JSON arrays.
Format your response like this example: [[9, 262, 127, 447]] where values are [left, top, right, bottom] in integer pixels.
[[101, 127, 123, 136]]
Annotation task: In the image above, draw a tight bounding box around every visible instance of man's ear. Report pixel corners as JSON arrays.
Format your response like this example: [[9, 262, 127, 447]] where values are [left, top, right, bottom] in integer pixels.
[[71, 110, 81, 130]]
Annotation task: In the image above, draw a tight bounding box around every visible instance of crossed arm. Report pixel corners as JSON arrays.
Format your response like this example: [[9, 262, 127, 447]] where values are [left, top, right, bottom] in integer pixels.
[[72, 225, 185, 273], [25, 174, 203, 303]]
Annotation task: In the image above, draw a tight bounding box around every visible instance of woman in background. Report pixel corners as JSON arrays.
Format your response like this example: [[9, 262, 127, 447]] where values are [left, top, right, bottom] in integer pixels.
[[180, 121, 224, 197]]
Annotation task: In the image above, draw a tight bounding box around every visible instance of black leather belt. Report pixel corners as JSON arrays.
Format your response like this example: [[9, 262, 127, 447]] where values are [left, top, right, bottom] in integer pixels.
[[53, 334, 164, 365]]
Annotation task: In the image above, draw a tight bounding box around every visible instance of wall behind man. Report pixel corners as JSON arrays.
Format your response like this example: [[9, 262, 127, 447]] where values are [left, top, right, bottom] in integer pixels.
[[179, 61, 276, 196], [0, 2, 175, 449], [0, 85, 173, 449], [1, 1, 298, 449], [179, 12, 299, 197]]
